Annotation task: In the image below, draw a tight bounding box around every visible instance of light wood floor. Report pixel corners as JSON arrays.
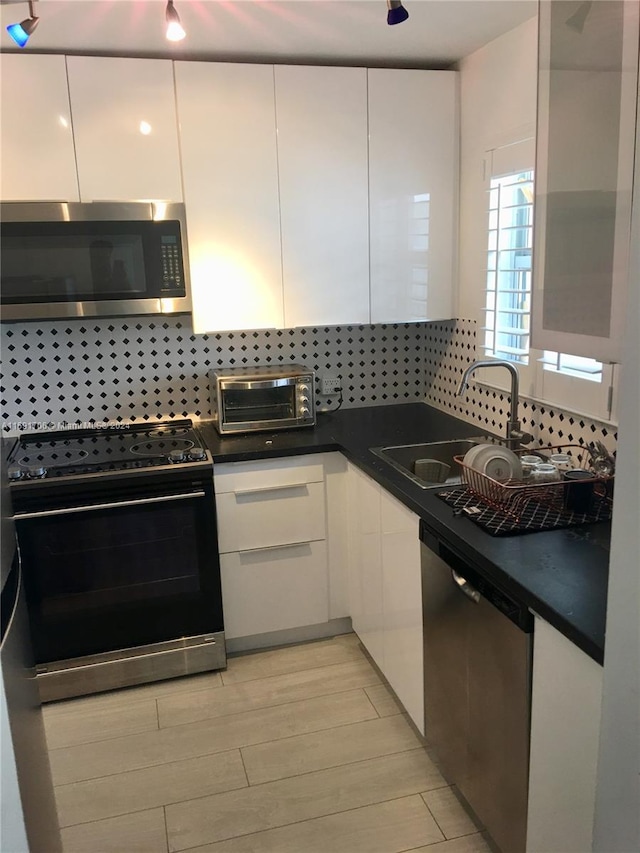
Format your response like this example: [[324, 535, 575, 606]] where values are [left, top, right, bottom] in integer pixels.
[[43, 633, 491, 853]]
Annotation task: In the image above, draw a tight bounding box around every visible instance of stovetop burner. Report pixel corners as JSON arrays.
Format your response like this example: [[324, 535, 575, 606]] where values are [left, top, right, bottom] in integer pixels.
[[130, 438, 195, 456], [7, 419, 211, 483]]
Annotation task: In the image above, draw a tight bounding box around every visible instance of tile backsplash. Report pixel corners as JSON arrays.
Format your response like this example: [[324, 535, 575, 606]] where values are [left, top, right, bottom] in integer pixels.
[[1, 315, 616, 454], [0, 317, 426, 433], [423, 319, 617, 453]]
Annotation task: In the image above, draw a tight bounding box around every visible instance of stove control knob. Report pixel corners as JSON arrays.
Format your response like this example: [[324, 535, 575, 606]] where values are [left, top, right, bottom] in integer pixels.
[[168, 449, 186, 463], [7, 467, 23, 481], [27, 465, 47, 479], [187, 447, 206, 461]]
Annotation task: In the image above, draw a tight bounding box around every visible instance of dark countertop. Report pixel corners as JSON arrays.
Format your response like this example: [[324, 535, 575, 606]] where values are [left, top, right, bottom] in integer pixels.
[[197, 402, 609, 664]]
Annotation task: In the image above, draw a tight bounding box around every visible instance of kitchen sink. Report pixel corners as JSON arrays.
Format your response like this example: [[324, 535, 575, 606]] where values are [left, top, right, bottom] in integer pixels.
[[371, 437, 498, 489]]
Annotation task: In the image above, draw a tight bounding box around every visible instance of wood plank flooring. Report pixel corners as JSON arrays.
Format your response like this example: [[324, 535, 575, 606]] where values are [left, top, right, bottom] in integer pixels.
[[43, 633, 491, 853]]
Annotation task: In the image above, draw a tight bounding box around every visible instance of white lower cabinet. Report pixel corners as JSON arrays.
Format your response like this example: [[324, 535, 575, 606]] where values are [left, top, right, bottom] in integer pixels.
[[219, 542, 328, 639], [346, 462, 424, 734], [527, 616, 603, 853], [214, 454, 329, 641]]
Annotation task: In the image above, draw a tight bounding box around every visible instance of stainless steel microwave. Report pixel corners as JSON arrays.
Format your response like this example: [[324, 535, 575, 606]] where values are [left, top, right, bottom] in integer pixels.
[[0, 201, 191, 321], [210, 365, 316, 435]]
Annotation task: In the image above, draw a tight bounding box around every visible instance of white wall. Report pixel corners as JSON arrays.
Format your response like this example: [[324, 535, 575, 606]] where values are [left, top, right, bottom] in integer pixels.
[[456, 16, 538, 326]]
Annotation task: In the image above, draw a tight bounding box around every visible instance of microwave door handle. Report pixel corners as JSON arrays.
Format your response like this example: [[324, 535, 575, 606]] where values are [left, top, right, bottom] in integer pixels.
[[14, 491, 205, 519]]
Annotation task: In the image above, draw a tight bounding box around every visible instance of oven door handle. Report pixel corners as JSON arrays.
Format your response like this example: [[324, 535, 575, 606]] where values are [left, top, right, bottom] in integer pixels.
[[13, 491, 206, 519]]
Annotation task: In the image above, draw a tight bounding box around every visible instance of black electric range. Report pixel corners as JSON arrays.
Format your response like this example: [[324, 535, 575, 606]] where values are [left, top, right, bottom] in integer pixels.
[[7, 419, 212, 503]]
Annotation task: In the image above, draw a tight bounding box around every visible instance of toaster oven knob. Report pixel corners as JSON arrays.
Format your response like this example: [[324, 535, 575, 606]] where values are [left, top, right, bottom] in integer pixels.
[[187, 447, 206, 461], [168, 449, 186, 463], [299, 384, 309, 394], [300, 405, 311, 417]]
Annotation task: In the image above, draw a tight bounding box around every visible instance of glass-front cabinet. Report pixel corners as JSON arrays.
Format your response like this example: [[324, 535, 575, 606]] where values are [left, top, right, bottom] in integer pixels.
[[532, 0, 639, 364]]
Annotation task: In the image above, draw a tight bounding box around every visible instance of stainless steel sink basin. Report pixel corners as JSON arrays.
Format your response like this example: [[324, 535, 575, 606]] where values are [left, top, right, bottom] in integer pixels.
[[371, 437, 498, 489]]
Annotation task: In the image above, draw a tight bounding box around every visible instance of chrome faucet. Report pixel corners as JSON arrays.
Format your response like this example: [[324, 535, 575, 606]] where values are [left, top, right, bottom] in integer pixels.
[[456, 360, 533, 450]]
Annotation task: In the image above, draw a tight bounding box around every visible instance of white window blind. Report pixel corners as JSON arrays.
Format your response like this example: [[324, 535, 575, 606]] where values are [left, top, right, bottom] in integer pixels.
[[484, 170, 533, 365]]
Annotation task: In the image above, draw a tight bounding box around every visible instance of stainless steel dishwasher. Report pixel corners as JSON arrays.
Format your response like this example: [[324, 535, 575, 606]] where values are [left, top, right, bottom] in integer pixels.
[[420, 522, 533, 853]]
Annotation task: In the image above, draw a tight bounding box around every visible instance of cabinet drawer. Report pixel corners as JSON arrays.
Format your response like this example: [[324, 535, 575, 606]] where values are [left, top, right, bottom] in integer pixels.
[[214, 454, 324, 494], [220, 540, 329, 638], [216, 480, 326, 554]]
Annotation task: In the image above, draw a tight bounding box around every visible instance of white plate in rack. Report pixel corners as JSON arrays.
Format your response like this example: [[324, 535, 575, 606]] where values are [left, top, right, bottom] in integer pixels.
[[471, 445, 523, 483]]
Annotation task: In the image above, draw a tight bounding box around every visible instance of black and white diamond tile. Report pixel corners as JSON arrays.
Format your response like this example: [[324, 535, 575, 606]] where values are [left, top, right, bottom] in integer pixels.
[[423, 319, 617, 453], [1, 317, 427, 432]]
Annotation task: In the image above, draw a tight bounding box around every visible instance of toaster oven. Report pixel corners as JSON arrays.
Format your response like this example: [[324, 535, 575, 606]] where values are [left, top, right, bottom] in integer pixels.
[[210, 365, 315, 435]]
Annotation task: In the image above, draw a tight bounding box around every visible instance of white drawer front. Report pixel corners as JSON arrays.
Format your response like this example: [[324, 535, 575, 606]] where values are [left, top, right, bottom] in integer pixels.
[[214, 454, 324, 494], [216, 481, 326, 554], [220, 540, 329, 638]]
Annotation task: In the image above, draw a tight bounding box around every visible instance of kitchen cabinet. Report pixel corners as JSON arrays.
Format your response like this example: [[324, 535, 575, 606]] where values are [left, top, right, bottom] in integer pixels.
[[380, 487, 423, 734], [531, 0, 639, 363], [346, 462, 385, 670], [0, 54, 78, 202], [527, 615, 603, 853], [66, 56, 182, 203], [275, 65, 370, 327], [175, 61, 284, 333], [346, 462, 424, 733], [368, 68, 458, 324], [214, 455, 329, 642]]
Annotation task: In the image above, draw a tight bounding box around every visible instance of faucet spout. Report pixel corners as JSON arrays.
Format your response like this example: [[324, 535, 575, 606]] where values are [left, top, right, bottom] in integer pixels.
[[456, 359, 531, 449]]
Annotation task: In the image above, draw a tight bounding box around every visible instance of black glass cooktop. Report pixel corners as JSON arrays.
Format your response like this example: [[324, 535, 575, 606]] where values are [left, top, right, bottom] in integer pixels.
[[7, 420, 210, 481]]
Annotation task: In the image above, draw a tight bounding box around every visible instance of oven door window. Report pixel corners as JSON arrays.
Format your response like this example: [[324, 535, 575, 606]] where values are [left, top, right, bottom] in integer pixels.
[[17, 490, 222, 664], [222, 385, 296, 424]]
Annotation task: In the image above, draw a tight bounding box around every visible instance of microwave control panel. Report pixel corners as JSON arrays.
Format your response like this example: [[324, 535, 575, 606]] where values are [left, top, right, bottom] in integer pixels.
[[160, 236, 183, 291]]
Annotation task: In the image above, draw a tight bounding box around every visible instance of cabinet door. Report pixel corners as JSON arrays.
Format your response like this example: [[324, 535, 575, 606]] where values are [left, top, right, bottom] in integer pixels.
[[275, 66, 370, 326], [66, 57, 182, 202], [0, 55, 78, 202], [532, 1, 639, 363], [527, 616, 603, 853], [368, 69, 457, 323], [220, 541, 328, 639], [175, 62, 283, 332], [346, 464, 384, 671], [380, 489, 424, 734]]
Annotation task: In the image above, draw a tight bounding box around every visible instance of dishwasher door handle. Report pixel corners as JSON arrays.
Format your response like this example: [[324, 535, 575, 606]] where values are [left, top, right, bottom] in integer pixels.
[[451, 569, 481, 603]]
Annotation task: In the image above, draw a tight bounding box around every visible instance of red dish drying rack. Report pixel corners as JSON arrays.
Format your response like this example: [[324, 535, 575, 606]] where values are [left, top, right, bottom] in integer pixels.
[[453, 444, 613, 522]]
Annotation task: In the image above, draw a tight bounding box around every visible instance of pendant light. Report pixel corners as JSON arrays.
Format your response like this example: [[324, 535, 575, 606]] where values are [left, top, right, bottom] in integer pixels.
[[6, 1, 39, 48], [387, 0, 409, 26], [165, 0, 186, 42]]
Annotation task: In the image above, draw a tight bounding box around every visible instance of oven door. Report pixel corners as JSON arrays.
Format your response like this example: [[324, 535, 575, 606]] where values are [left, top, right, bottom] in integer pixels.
[[14, 480, 222, 665], [219, 378, 306, 433]]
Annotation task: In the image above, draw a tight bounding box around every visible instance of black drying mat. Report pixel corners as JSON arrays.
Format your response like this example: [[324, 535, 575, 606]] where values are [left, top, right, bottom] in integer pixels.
[[436, 487, 613, 536]]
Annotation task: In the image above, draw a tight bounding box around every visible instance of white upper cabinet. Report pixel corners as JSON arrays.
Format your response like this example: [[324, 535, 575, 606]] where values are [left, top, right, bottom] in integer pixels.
[[175, 62, 284, 332], [275, 65, 370, 327], [66, 56, 182, 202], [0, 55, 78, 202], [532, 0, 639, 363], [368, 69, 458, 323]]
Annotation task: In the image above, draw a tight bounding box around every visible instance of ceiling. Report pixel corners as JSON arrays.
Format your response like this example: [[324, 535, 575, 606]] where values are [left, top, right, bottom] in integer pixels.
[[0, 0, 537, 68]]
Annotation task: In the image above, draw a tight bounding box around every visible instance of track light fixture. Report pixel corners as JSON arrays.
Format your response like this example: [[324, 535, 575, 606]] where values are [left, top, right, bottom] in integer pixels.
[[6, 0, 39, 48], [165, 0, 186, 42], [387, 0, 409, 26]]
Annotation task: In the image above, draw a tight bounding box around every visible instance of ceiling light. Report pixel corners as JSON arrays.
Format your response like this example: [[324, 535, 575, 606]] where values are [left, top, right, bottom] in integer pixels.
[[6, 1, 39, 48], [165, 0, 185, 42], [387, 0, 409, 26]]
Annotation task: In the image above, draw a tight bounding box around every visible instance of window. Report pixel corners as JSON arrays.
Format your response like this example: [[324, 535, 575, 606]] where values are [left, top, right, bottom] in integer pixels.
[[484, 170, 533, 365], [479, 140, 615, 422]]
